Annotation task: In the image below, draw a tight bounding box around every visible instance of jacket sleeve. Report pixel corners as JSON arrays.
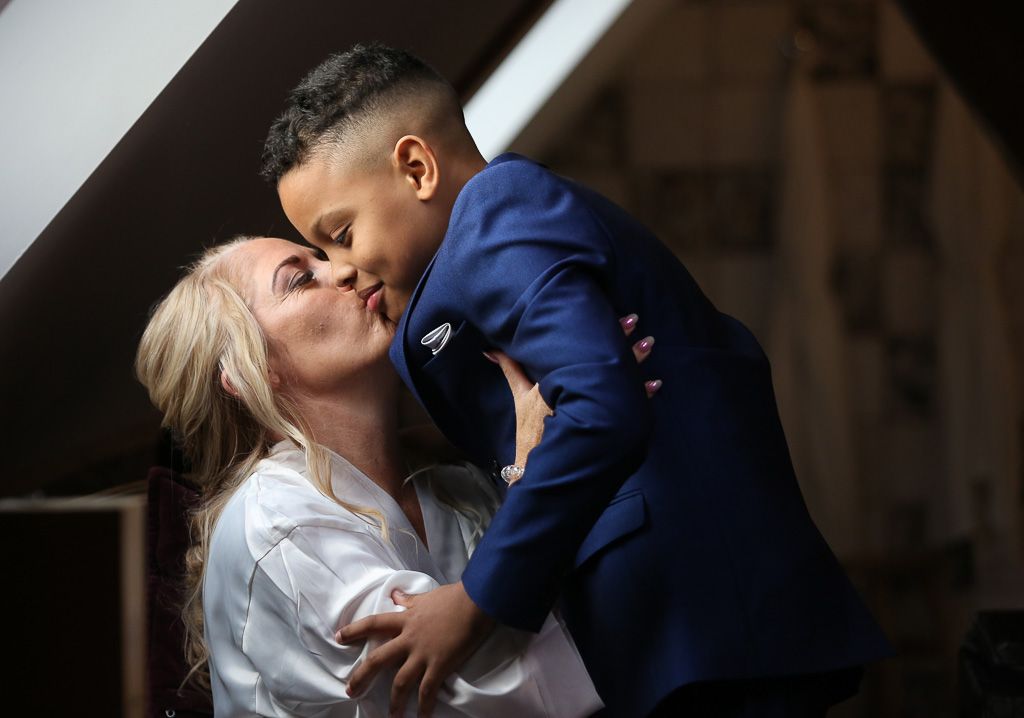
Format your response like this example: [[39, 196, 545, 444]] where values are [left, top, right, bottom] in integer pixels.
[[450, 160, 653, 631]]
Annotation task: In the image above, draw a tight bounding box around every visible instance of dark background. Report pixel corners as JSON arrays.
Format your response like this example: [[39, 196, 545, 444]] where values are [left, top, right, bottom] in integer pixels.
[[0, 0, 551, 498], [1, 3, 1023, 716]]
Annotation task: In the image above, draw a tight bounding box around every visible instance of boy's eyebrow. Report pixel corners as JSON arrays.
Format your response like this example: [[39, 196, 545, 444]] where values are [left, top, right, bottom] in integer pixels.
[[315, 209, 347, 237], [272, 255, 301, 294]]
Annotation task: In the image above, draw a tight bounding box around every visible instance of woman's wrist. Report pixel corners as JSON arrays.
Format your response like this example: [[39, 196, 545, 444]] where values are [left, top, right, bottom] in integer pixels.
[[500, 464, 525, 485], [514, 448, 530, 468]]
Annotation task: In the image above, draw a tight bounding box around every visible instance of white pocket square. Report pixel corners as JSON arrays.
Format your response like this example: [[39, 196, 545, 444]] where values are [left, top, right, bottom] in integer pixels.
[[420, 322, 453, 356]]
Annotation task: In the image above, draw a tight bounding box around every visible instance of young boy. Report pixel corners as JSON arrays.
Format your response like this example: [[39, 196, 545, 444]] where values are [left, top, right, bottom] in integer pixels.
[[261, 45, 890, 717]]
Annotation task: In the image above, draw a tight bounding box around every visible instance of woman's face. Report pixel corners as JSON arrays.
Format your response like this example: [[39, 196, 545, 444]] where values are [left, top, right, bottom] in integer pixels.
[[231, 237, 396, 393]]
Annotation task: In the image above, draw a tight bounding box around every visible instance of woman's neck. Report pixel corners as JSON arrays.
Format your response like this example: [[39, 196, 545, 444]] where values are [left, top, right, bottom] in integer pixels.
[[293, 384, 408, 498]]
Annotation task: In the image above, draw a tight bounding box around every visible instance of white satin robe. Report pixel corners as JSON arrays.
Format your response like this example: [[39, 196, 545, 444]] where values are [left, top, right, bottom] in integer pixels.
[[204, 442, 602, 717]]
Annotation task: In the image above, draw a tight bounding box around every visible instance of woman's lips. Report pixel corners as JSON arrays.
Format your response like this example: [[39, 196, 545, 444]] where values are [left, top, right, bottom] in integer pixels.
[[358, 282, 384, 312]]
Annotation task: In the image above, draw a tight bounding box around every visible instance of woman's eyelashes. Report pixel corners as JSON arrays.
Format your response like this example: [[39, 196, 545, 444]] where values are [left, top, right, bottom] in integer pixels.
[[288, 269, 314, 292]]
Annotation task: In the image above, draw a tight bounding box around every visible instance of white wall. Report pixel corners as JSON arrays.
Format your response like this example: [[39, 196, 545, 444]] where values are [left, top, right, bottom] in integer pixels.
[[465, 0, 670, 161], [0, 0, 238, 279]]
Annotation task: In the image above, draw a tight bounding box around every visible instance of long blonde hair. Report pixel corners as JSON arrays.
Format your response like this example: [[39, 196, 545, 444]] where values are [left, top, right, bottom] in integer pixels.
[[135, 238, 383, 690]]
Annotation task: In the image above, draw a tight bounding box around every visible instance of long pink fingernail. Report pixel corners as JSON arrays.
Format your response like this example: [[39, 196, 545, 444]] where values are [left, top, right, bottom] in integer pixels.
[[645, 379, 663, 394], [638, 336, 655, 353], [482, 351, 498, 363], [620, 314, 639, 330]]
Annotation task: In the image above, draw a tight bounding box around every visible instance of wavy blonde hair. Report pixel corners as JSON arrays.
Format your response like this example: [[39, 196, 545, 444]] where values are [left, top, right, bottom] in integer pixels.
[[135, 237, 384, 690]]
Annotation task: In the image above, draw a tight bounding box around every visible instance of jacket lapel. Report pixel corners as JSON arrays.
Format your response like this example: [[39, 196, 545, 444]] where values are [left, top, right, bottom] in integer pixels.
[[390, 251, 490, 460], [389, 248, 441, 410]]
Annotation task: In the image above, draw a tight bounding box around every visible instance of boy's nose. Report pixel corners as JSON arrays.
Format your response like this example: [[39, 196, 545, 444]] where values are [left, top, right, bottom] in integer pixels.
[[332, 261, 357, 290]]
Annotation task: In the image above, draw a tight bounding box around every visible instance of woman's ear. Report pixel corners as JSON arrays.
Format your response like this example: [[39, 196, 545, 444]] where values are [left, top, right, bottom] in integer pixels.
[[220, 370, 241, 399], [392, 135, 439, 201], [221, 368, 280, 399]]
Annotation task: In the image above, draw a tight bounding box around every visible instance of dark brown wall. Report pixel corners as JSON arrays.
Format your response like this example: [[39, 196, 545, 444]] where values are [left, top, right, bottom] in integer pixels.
[[0, 0, 547, 496]]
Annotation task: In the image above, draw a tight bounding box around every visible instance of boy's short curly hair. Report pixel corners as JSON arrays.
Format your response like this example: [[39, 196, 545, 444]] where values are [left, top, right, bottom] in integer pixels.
[[260, 44, 461, 185]]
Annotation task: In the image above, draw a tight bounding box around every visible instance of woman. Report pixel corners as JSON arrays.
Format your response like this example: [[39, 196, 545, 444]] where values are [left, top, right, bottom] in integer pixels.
[[136, 237, 654, 717]]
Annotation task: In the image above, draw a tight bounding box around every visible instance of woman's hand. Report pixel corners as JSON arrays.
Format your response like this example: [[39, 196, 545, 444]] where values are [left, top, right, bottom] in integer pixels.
[[486, 353, 551, 472], [486, 313, 660, 484]]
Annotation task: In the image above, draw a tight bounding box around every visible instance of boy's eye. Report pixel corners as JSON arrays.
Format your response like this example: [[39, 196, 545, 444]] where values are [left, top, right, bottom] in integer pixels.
[[332, 225, 351, 247]]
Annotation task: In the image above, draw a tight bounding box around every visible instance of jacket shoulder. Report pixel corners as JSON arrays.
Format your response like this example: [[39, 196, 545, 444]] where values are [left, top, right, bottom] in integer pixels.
[[451, 157, 577, 229], [445, 156, 605, 259]]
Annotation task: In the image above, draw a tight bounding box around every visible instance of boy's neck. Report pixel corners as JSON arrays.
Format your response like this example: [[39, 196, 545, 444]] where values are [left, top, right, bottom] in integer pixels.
[[447, 149, 488, 198]]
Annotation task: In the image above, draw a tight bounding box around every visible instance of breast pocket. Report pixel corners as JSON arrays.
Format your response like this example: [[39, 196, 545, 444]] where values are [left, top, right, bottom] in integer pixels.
[[574, 490, 647, 568], [421, 320, 474, 376]]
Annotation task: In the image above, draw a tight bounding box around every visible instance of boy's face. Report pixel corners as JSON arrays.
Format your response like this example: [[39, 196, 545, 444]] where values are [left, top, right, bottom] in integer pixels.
[[277, 152, 446, 325]]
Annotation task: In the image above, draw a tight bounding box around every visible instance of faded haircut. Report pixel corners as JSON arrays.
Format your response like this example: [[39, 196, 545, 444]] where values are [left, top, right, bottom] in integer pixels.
[[260, 43, 464, 185]]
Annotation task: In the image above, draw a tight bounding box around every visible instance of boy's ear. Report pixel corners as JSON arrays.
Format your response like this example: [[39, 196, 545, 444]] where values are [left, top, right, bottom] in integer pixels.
[[392, 135, 439, 201]]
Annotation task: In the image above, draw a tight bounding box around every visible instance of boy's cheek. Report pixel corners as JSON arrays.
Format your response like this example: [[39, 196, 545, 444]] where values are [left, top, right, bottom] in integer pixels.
[[389, 290, 412, 320]]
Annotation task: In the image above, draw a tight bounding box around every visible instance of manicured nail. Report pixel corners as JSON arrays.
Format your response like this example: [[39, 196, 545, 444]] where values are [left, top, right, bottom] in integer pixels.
[[637, 336, 655, 353], [482, 351, 498, 363], [645, 379, 663, 395], [620, 313, 639, 330]]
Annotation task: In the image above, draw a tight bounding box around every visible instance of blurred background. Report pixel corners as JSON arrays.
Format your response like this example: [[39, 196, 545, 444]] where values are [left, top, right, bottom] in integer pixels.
[[1, 0, 1021, 715]]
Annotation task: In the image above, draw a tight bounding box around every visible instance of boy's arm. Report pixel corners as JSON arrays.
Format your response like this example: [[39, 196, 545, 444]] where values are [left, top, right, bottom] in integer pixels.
[[340, 159, 653, 714], [455, 229, 653, 628], [450, 160, 652, 627]]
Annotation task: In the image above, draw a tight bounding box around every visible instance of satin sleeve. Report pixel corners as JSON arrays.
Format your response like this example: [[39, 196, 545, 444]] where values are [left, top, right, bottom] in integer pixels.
[[241, 524, 603, 718]]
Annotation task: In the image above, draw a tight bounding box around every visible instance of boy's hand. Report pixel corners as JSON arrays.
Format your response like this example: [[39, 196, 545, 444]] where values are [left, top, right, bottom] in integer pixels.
[[337, 581, 494, 717], [340, 314, 659, 714]]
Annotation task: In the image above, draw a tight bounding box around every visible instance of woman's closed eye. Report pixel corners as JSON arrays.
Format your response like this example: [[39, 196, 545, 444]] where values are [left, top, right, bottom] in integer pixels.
[[288, 269, 314, 292]]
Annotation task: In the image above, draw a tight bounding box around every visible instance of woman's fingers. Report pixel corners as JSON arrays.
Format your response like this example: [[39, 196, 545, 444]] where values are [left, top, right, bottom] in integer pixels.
[[621, 317, 661, 395], [488, 313, 662, 414], [619, 313, 639, 337], [632, 335, 654, 364]]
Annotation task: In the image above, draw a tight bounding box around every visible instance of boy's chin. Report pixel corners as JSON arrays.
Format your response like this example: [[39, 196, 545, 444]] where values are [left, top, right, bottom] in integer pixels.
[[384, 294, 411, 323]]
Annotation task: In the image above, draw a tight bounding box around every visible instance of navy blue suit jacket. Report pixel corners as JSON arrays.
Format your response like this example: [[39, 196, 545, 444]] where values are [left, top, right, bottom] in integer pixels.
[[391, 154, 890, 715]]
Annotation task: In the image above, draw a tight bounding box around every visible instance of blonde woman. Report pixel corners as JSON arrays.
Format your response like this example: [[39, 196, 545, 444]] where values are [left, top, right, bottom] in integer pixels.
[[136, 237, 654, 718]]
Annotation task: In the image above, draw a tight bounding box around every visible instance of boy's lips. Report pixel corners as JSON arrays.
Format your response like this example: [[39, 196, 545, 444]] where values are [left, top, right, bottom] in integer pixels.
[[358, 282, 384, 312]]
